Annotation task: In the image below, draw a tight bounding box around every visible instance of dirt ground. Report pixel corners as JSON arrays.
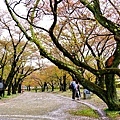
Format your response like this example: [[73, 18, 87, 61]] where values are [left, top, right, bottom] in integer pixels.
[[0, 92, 108, 120]]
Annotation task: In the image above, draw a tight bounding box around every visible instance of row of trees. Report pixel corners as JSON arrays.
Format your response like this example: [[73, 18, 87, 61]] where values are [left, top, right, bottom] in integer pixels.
[[3, 0, 120, 110], [0, 15, 46, 95], [24, 65, 71, 92], [0, 2, 72, 96]]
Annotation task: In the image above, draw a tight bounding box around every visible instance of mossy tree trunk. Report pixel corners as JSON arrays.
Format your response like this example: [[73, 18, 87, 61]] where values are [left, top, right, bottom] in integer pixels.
[[79, 36, 120, 110], [103, 37, 120, 110], [104, 74, 119, 110]]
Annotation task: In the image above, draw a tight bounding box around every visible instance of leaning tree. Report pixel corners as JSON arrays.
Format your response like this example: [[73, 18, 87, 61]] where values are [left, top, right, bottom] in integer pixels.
[[4, 0, 120, 110]]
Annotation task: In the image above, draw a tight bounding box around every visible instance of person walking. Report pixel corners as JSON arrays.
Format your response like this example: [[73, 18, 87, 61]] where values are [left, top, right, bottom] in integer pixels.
[[70, 79, 76, 100], [75, 81, 81, 100], [0, 78, 4, 98]]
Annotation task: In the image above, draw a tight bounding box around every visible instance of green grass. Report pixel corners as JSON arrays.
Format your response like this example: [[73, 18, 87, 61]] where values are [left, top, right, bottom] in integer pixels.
[[0, 91, 20, 100], [105, 109, 120, 119], [69, 107, 99, 118], [3, 93, 18, 99]]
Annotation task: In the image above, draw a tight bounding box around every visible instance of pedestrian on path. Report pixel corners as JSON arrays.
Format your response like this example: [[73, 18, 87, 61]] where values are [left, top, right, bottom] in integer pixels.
[[70, 79, 76, 100], [0, 77, 4, 98], [75, 81, 81, 100]]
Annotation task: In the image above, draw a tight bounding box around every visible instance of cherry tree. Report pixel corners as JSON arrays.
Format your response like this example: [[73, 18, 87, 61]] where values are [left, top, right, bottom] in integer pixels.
[[4, 0, 120, 110]]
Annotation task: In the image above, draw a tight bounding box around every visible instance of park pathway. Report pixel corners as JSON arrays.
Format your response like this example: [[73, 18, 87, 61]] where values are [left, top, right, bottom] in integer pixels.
[[0, 92, 108, 120]]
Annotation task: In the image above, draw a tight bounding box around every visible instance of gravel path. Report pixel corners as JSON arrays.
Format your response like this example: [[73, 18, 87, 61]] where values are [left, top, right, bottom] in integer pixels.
[[0, 92, 107, 120]]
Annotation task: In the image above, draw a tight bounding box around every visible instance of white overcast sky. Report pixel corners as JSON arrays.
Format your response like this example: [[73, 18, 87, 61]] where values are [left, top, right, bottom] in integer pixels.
[[1, 0, 52, 29], [1, 1, 6, 10], [0, 0, 54, 66]]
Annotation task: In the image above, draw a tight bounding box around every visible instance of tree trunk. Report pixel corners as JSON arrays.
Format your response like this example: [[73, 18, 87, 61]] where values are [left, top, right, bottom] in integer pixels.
[[105, 96, 120, 111], [12, 78, 17, 94], [59, 77, 62, 91], [63, 74, 66, 91], [100, 36, 120, 110], [78, 75, 120, 110], [104, 73, 120, 110], [51, 84, 54, 91], [18, 83, 21, 93], [12, 83, 16, 94], [7, 80, 12, 95]]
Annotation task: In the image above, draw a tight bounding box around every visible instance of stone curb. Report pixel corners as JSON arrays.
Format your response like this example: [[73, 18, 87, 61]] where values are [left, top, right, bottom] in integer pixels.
[[57, 95, 110, 120], [77, 101, 110, 120]]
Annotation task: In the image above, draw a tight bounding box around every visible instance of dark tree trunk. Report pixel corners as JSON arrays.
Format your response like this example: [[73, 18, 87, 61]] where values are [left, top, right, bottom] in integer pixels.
[[51, 84, 54, 91], [59, 77, 62, 91], [7, 80, 12, 95], [12, 78, 17, 94], [18, 83, 21, 93], [6, 66, 16, 95], [102, 36, 120, 110], [63, 74, 66, 91], [12, 83, 16, 94], [103, 73, 120, 110]]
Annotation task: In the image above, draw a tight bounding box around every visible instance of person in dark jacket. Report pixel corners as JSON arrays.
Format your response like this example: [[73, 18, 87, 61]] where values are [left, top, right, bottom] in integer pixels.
[[75, 81, 81, 100], [70, 79, 76, 100], [0, 78, 5, 98]]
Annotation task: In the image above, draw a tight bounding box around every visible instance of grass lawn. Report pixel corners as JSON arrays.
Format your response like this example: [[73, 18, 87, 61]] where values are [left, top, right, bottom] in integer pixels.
[[69, 107, 99, 118]]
